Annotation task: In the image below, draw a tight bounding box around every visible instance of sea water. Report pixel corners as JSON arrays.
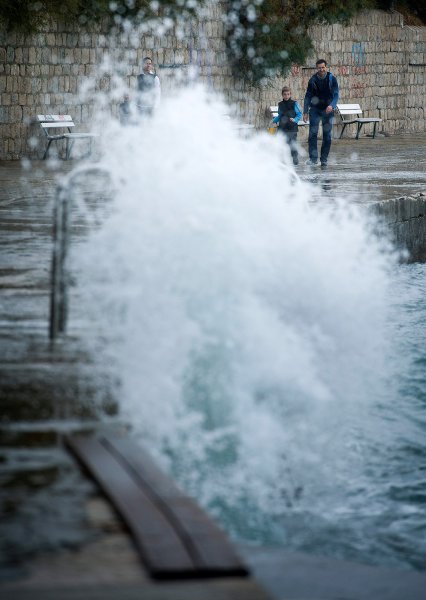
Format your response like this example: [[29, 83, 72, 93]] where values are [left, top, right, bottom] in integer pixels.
[[72, 86, 426, 571]]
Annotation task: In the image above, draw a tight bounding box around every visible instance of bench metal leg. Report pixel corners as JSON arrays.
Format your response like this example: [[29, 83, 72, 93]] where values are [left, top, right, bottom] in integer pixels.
[[43, 139, 53, 160], [339, 123, 347, 139], [373, 122, 378, 138], [65, 138, 74, 160], [82, 138, 94, 160], [356, 122, 363, 139]]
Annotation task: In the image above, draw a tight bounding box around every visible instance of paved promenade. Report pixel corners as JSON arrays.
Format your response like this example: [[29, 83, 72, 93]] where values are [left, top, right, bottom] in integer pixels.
[[1, 133, 426, 599], [299, 132, 426, 203]]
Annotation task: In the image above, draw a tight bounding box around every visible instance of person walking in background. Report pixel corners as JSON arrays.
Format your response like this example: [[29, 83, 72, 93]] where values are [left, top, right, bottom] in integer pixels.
[[303, 59, 339, 169], [137, 56, 161, 116], [119, 93, 131, 125], [272, 85, 302, 166]]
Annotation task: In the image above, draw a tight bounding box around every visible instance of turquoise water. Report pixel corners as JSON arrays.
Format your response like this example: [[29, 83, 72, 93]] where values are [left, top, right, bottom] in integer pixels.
[[165, 263, 426, 571], [242, 263, 426, 570]]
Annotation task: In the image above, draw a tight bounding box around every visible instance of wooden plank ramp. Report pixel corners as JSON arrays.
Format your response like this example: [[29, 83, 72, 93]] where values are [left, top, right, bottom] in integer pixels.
[[65, 432, 249, 580]]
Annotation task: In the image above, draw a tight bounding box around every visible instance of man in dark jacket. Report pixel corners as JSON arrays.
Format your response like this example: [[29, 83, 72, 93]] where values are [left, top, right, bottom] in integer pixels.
[[303, 59, 339, 169]]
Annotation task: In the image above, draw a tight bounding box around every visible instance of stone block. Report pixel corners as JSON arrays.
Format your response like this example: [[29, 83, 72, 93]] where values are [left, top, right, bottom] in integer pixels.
[[28, 47, 36, 64], [145, 36, 154, 49], [73, 48, 82, 64], [6, 76, 15, 92], [67, 34, 79, 48], [78, 32, 92, 48], [6, 45, 14, 63], [52, 93, 64, 105], [81, 48, 90, 64]]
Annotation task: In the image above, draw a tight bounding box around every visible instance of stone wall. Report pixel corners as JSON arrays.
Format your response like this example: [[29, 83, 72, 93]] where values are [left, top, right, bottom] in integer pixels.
[[253, 10, 425, 139], [370, 192, 426, 262], [0, 5, 425, 160]]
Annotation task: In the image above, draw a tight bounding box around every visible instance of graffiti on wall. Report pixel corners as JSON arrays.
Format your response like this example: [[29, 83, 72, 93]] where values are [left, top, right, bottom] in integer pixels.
[[352, 42, 366, 75], [351, 81, 366, 92], [352, 42, 366, 66]]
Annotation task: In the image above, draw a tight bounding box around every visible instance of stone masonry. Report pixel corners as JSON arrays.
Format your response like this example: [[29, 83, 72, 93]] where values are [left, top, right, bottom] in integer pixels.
[[371, 192, 426, 262], [0, 5, 425, 160]]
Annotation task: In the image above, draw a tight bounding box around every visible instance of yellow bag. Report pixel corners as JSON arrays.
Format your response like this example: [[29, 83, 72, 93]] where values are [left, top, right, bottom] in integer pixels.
[[268, 127, 277, 135]]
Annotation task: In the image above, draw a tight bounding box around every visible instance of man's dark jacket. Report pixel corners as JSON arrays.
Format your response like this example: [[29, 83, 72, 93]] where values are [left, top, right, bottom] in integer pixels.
[[303, 72, 339, 113]]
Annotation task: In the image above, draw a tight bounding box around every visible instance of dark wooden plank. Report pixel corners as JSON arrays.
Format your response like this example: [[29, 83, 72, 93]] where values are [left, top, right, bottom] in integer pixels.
[[101, 434, 249, 576], [65, 435, 196, 578]]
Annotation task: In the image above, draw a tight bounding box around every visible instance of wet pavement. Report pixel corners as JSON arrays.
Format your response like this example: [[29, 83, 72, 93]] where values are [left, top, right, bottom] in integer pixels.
[[0, 133, 426, 598], [0, 160, 121, 589], [298, 132, 426, 203]]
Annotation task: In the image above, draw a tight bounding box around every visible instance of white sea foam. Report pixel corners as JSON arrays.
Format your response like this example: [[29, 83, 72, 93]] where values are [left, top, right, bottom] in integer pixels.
[[72, 85, 396, 533]]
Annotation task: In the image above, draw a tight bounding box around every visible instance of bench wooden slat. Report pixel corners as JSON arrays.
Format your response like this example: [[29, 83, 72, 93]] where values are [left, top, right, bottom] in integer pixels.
[[337, 104, 362, 111], [338, 109, 362, 115], [66, 435, 197, 578], [38, 114, 73, 122], [102, 434, 249, 576], [63, 132, 97, 138], [41, 122, 75, 129]]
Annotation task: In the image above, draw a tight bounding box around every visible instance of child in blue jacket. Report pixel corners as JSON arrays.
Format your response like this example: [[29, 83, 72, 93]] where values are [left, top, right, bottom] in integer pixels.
[[272, 86, 302, 165]]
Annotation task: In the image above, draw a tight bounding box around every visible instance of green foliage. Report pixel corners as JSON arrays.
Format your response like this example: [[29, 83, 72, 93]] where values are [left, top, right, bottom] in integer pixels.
[[378, 0, 426, 24], [0, 0, 201, 33], [2, 0, 423, 85], [225, 0, 375, 85]]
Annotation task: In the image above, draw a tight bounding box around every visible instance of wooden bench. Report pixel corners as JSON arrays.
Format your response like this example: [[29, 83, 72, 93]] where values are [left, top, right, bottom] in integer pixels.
[[336, 104, 382, 139], [269, 106, 309, 126], [37, 114, 98, 160], [65, 431, 249, 580]]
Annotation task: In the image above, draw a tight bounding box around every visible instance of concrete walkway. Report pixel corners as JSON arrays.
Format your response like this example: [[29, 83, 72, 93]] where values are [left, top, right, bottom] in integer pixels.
[[297, 132, 426, 203], [242, 546, 426, 600], [1, 133, 425, 205]]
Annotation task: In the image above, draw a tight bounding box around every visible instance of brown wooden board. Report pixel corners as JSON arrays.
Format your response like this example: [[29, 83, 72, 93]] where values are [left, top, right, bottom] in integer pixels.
[[101, 434, 249, 575], [65, 435, 196, 578], [65, 433, 249, 579]]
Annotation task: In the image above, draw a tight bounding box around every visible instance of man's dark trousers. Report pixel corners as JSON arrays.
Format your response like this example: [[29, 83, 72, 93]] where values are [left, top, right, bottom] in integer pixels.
[[308, 107, 334, 164]]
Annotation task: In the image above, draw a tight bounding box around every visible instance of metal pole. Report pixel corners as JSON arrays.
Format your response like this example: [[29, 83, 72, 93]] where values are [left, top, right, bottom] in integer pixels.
[[49, 183, 69, 340], [49, 166, 112, 342]]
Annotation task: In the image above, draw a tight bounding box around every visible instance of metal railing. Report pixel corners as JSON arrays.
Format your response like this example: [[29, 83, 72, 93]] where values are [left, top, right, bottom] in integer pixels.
[[49, 165, 112, 341]]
